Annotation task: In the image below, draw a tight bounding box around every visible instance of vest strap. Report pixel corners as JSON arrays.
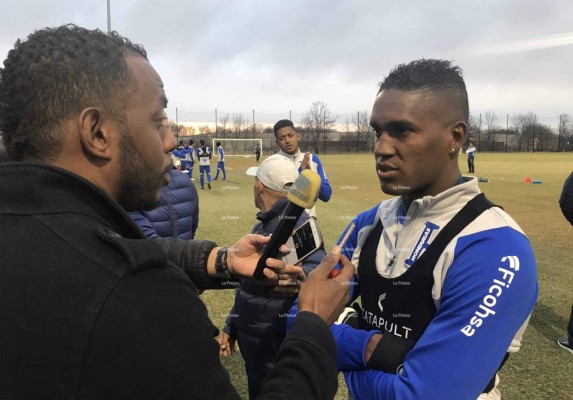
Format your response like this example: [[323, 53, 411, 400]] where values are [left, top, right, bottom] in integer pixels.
[[411, 193, 496, 271]]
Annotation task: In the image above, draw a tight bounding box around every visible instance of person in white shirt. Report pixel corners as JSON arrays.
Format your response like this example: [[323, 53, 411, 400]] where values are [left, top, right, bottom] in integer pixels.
[[466, 142, 476, 173], [270, 119, 332, 218]]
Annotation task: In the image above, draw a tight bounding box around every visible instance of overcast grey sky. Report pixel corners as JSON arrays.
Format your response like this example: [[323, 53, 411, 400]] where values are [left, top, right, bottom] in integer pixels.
[[1, 0, 572, 128]]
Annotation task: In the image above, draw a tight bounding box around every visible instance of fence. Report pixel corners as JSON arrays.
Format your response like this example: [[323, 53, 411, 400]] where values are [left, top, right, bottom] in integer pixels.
[[176, 129, 573, 156]]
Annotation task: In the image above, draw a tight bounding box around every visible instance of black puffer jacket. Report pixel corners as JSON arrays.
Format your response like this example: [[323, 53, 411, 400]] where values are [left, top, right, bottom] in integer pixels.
[[223, 198, 327, 398], [560, 172, 573, 226]]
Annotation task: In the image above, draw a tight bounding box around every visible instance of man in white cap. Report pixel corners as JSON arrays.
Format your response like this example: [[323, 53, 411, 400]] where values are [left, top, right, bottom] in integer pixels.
[[218, 157, 327, 399]]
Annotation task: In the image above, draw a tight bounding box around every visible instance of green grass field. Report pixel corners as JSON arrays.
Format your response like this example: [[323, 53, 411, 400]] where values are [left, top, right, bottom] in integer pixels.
[[195, 152, 572, 399]]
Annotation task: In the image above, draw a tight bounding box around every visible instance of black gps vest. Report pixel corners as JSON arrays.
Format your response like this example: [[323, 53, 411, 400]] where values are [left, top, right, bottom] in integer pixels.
[[356, 194, 506, 393]]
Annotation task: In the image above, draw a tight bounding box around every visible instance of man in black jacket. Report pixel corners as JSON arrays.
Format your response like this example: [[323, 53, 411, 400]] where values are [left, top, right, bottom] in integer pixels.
[[558, 172, 573, 354], [0, 133, 8, 162], [220, 156, 328, 399], [0, 24, 353, 399]]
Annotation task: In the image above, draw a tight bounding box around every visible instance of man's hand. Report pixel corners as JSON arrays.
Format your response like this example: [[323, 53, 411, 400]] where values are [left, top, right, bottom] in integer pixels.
[[225, 234, 301, 284], [298, 251, 355, 325], [218, 331, 235, 357], [225, 234, 270, 277], [300, 152, 312, 170], [269, 267, 306, 297]]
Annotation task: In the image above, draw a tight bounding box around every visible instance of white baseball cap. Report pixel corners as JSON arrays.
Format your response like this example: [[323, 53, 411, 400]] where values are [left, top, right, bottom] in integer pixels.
[[246, 156, 299, 193]]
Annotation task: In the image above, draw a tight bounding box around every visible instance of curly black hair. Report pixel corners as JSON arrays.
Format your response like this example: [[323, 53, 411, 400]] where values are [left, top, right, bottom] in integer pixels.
[[378, 59, 469, 122], [273, 119, 294, 136], [0, 24, 147, 161]]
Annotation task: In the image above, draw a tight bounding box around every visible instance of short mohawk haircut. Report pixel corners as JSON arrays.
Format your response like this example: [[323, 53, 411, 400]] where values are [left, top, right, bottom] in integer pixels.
[[378, 59, 469, 122]]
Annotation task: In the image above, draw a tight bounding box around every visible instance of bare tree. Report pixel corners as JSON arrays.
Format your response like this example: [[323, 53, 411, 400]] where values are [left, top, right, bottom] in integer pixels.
[[338, 117, 352, 152], [468, 113, 482, 149], [510, 112, 536, 152], [484, 111, 498, 152], [231, 113, 249, 137], [218, 113, 230, 139], [352, 110, 371, 153], [300, 101, 337, 153], [343, 117, 351, 135], [198, 125, 212, 135], [170, 122, 187, 141], [230, 113, 249, 152], [252, 123, 264, 135], [510, 114, 525, 152], [536, 124, 555, 151], [558, 114, 570, 152]]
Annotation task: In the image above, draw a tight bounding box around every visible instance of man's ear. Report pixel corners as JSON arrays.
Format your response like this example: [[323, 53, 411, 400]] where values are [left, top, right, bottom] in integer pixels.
[[78, 107, 114, 161], [451, 121, 468, 150], [255, 179, 265, 195]]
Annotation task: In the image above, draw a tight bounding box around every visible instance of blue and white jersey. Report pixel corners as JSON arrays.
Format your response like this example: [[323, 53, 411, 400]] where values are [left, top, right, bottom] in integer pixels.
[[196, 146, 211, 166], [185, 146, 195, 162], [217, 146, 225, 162], [332, 177, 538, 400], [466, 145, 476, 158], [272, 149, 332, 218]]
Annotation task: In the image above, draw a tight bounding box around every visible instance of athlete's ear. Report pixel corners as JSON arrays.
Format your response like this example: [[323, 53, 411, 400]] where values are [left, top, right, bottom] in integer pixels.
[[451, 121, 467, 150]]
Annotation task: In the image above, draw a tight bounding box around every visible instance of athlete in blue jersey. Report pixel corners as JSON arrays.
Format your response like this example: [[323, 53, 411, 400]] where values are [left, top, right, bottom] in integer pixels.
[[213, 141, 226, 181], [196, 139, 212, 190], [183, 139, 195, 179], [271, 119, 332, 218], [314, 60, 538, 400], [171, 140, 195, 179]]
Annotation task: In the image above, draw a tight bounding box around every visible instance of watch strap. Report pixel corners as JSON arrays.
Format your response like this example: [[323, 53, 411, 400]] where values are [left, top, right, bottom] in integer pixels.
[[215, 247, 230, 279]]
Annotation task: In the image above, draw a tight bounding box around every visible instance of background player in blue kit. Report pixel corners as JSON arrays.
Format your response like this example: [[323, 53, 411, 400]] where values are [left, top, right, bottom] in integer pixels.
[[213, 141, 226, 181], [197, 139, 212, 189], [184, 139, 195, 179]]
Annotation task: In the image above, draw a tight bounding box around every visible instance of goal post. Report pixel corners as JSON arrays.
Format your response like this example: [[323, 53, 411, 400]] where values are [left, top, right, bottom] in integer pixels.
[[212, 138, 263, 157]]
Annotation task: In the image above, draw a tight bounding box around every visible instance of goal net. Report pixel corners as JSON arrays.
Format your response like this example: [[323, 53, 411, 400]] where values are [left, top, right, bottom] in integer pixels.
[[212, 138, 263, 157]]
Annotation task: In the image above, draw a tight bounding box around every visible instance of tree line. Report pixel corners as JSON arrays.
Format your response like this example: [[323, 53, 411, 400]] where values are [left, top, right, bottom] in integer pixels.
[[169, 103, 573, 153]]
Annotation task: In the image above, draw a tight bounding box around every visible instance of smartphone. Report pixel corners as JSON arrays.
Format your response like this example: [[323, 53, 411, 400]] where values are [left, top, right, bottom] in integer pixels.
[[282, 218, 324, 265]]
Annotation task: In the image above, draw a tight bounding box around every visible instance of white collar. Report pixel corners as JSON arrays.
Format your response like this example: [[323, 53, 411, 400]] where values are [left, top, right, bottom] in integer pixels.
[[277, 148, 301, 159]]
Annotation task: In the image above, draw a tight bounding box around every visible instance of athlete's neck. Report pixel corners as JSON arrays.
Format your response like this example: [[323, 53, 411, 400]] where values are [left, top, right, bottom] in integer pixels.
[[401, 174, 464, 213]]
